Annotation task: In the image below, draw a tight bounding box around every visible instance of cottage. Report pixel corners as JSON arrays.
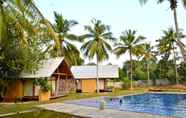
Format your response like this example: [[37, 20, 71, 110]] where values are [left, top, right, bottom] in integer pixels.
[[71, 65, 119, 93], [4, 57, 74, 101]]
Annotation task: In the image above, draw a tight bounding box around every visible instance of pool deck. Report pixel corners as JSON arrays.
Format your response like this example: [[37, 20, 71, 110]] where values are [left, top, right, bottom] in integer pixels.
[[38, 103, 172, 118]]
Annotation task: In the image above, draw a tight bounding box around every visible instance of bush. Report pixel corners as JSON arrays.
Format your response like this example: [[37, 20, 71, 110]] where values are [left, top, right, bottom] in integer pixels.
[[178, 62, 186, 82], [122, 77, 130, 89], [34, 79, 51, 92]]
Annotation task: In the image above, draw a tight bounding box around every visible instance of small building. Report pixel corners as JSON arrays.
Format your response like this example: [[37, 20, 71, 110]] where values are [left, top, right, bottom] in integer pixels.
[[4, 57, 74, 101], [71, 65, 119, 93]]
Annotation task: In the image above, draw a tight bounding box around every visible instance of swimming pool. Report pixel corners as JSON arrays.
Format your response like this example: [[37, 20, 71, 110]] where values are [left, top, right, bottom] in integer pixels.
[[67, 93, 186, 118]]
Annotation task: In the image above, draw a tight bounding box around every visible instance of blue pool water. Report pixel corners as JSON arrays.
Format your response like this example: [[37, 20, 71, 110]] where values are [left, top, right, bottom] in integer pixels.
[[68, 93, 186, 118]]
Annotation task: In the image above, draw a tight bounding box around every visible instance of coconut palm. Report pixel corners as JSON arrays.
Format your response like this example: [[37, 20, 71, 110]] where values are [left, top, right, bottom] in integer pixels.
[[0, 0, 58, 54], [0, 0, 51, 71], [81, 19, 114, 93], [139, 0, 186, 62], [2, 0, 63, 57], [113, 30, 145, 90], [142, 43, 156, 86], [48, 12, 82, 66], [0, 0, 37, 47], [157, 28, 185, 84]]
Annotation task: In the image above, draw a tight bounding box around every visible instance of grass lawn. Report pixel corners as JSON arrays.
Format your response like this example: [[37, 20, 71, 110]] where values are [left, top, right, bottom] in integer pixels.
[[0, 88, 146, 115], [2, 109, 81, 118]]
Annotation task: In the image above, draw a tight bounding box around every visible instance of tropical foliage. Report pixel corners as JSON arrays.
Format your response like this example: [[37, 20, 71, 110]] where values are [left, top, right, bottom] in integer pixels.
[[139, 0, 186, 62], [0, 0, 48, 97], [1, 0, 186, 97], [81, 19, 114, 92], [49, 12, 83, 66], [142, 43, 156, 86], [113, 30, 145, 89], [157, 28, 185, 84]]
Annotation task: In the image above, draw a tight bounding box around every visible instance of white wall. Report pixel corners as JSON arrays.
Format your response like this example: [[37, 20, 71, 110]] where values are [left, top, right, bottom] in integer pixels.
[[23, 80, 33, 96], [34, 85, 40, 96], [99, 80, 105, 90]]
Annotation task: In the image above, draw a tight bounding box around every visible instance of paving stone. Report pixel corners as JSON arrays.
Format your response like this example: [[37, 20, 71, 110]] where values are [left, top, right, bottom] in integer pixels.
[[38, 103, 172, 118]]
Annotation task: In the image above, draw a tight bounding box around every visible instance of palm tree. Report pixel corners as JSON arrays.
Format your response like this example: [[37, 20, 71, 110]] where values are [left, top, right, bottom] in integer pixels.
[[0, 0, 50, 71], [81, 19, 114, 93], [113, 30, 145, 90], [142, 43, 156, 86], [48, 12, 82, 66], [0, 0, 37, 47], [139, 0, 186, 62], [0, 0, 59, 52], [157, 28, 185, 84]]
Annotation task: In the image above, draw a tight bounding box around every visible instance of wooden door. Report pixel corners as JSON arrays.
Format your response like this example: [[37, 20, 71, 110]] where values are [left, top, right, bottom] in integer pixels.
[[81, 79, 97, 92]]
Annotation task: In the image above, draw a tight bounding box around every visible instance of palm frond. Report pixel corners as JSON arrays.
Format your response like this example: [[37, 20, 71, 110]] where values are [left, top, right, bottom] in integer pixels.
[[114, 29, 145, 59], [133, 35, 146, 44], [113, 47, 128, 58], [102, 32, 115, 41], [139, 0, 149, 5], [84, 25, 95, 35], [79, 34, 94, 41], [65, 34, 78, 41], [103, 40, 112, 51], [182, 0, 186, 8], [81, 19, 113, 62]]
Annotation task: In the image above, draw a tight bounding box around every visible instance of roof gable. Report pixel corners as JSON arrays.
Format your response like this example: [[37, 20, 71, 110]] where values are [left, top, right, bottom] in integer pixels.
[[71, 65, 119, 79], [20, 57, 64, 78]]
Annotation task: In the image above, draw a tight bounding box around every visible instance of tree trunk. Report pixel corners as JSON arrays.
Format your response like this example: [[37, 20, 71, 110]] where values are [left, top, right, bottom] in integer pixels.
[[147, 61, 150, 86], [129, 50, 133, 90], [0, 2, 7, 45], [172, 43, 179, 85], [173, 7, 186, 62], [96, 53, 100, 93]]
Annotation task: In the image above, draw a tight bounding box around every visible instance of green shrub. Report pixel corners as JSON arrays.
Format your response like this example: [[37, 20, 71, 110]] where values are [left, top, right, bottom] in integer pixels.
[[34, 79, 51, 92], [122, 77, 130, 89]]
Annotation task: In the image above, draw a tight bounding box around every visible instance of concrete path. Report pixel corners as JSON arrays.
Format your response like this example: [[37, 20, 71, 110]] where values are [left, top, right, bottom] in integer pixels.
[[38, 103, 172, 118]]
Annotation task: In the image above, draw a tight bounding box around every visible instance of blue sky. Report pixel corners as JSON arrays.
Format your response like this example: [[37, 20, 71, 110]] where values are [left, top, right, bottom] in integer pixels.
[[35, 0, 186, 66]]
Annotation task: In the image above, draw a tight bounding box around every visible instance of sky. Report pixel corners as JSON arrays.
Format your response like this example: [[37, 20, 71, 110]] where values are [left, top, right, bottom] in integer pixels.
[[35, 0, 186, 67]]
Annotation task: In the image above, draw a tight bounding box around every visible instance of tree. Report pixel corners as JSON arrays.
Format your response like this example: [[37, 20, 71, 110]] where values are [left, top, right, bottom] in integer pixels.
[[81, 19, 114, 93], [142, 43, 156, 86], [119, 68, 126, 81], [157, 28, 185, 84], [48, 12, 83, 66], [157, 60, 176, 83], [113, 30, 145, 90], [0, 0, 49, 72], [139, 0, 186, 62], [0, 0, 47, 98], [178, 62, 186, 82]]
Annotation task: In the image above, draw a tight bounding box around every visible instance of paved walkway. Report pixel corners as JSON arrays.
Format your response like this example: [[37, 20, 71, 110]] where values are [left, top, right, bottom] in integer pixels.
[[38, 103, 172, 118]]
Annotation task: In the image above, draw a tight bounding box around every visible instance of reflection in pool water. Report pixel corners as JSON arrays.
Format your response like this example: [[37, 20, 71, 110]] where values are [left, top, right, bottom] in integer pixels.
[[67, 93, 186, 118]]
